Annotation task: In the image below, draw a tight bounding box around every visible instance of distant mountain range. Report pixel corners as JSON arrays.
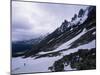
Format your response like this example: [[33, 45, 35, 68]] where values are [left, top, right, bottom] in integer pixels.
[[12, 36, 45, 57]]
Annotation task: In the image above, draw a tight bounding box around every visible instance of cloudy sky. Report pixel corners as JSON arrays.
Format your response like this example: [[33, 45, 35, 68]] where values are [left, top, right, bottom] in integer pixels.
[[12, 1, 88, 41]]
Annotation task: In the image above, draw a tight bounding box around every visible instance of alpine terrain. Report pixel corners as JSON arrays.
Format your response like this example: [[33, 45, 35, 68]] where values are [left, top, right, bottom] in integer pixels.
[[12, 6, 96, 74]]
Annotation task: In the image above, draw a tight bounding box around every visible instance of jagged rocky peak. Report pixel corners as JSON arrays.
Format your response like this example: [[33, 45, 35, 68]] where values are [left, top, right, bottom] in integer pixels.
[[71, 9, 85, 23], [71, 14, 77, 22], [71, 7, 90, 26], [59, 19, 71, 32], [59, 7, 91, 33], [63, 19, 68, 24], [78, 9, 85, 17], [61, 20, 69, 27]]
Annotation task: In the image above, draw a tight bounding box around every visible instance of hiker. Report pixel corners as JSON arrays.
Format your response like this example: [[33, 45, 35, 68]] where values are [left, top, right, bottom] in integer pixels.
[[24, 63, 26, 66]]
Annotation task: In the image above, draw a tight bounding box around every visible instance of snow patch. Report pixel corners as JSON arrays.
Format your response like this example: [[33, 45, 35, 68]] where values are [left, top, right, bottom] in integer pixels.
[[71, 17, 80, 25], [92, 32, 96, 35], [12, 56, 62, 74], [47, 38, 55, 44], [64, 65, 76, 71], [62, 40, 96, 56]]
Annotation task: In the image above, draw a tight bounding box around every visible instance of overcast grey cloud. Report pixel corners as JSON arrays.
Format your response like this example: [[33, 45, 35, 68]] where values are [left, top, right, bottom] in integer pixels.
[[12, 1, 88, 41]]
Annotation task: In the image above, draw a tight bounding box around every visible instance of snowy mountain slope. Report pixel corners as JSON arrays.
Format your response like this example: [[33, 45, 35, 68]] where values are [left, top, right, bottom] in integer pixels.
[[37, 28, 87, 55], [24, 6, 95, 57]]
